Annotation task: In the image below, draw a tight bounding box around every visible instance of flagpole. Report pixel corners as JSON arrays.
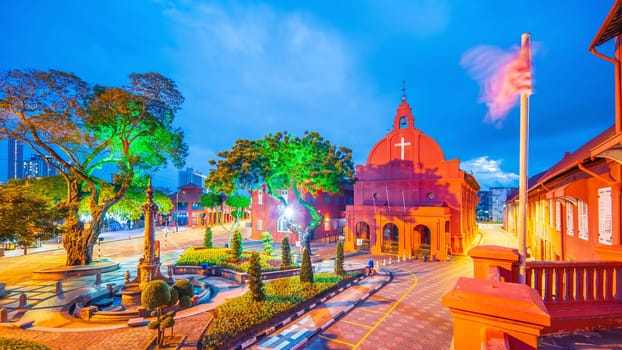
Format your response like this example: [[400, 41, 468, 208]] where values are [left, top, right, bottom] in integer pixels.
[[518, 32, 531, 284]]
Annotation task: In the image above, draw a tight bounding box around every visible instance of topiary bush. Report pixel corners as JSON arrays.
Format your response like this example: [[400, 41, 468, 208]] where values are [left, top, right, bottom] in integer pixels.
[[168, 287, 179, 307], [141, 280, 173, 346], [204, 226, 213, 248], [281, 236, 292, 268], [260, 232, 273, 255], [334, 240, 345, 276], [179, 295, 193, 308], [247, 251, 265, 302], [299, 247, 313, 283], [230, 230, 243, 262], [173, 279, 194, 299]]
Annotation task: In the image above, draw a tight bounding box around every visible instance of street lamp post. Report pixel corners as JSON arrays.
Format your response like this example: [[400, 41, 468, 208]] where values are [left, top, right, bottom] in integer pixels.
[[176, 191, 180, 232]]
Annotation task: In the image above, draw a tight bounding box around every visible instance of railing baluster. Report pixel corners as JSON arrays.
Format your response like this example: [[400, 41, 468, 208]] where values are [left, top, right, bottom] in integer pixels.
[[544, 268, 553, 302], [604, 267, 613, 302], [564, 266, 571, 303], [577, 267, 585, 303]]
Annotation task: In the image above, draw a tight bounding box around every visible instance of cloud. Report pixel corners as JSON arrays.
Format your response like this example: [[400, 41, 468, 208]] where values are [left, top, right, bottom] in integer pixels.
[[461, 156, 518, 190], [156, 1, 387, 188]]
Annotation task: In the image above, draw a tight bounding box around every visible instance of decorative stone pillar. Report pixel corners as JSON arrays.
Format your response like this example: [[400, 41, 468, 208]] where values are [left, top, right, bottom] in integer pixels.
[[137, 178, 165, 288], [469, 245, 520, 283]]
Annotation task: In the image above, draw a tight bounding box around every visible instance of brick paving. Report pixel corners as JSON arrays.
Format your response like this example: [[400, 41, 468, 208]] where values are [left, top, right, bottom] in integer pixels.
[[1, 224, 621, 349]]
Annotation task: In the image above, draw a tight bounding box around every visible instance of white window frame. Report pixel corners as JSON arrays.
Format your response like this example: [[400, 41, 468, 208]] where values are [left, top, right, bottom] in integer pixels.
[[565, 202, 574, 236], [555, 199, 561, 232], [577, 199, 588, 240], [277, 215, 289, 233], [256, 219, 263, 231], [280, 190, 288, 204], [257, 190, 263, 205]]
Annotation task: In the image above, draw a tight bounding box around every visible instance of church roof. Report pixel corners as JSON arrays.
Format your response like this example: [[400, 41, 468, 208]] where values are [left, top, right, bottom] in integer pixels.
[[366, 95, 445, 165]]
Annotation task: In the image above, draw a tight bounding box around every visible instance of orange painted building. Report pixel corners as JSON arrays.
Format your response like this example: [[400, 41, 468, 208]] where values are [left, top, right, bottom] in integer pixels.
[[344, 95, 480, 261], [505, 1, 622, 263]]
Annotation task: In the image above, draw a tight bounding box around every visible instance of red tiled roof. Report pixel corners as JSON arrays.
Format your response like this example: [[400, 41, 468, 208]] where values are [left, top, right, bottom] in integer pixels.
[[536, 125, 616, 185], [591, 0, 622, 48]]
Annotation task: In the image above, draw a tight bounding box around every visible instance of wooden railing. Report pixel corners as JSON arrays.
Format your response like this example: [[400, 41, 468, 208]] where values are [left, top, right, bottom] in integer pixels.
[[525, 261, 622, 305]]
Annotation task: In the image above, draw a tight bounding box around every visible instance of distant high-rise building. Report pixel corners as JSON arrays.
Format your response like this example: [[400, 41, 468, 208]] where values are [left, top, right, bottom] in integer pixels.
[[0, 140, 7, 184], [8, 138, 24, 180], [490, 187, 516, 223], [25, 154, 58, 178], [177, 168, 205, 188], [476, 190, 492, 222]]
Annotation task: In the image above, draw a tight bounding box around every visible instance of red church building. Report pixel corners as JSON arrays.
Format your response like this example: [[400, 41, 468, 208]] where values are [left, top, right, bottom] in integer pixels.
[[343, 94, 480, 261]]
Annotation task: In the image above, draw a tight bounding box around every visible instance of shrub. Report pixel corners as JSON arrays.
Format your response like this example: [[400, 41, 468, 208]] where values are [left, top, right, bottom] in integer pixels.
[[179, 295, 193, 308], [168, 287, 179, 307], [247, 251, 264, 302], [175, 247, 284, 272], [0, 337, 51, 350], [281, 236, 292, 268], [299, 247, 313, 283], [173, 279, 194, 298], [141, 280, 173, 346], [230, 230, 243, 262], [260, 232, 273, 255], [335, 240, 345, 276], [204, 226, 213, 248]]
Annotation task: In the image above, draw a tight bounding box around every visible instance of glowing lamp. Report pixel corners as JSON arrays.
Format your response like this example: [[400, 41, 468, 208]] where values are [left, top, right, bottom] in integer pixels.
[[284, 207, 294, 219]]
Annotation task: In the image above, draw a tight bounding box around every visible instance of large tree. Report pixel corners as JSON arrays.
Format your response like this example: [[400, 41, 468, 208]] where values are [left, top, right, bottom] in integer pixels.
[[0, 69, 187, 265], [200, 192, 250, 243], [205, 131, 354, 250]]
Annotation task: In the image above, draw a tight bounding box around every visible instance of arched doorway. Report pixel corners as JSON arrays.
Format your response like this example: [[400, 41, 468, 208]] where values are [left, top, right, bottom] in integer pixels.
[[414, 224, 431, 259], [382, 223, 399, 254], [355, 221, 370, 251]]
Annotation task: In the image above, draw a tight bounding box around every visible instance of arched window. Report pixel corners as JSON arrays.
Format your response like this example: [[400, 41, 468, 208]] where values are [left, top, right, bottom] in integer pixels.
[[382, 223, 399, 253], [355, 221, 370, 251], [277, 215, 289, 232]]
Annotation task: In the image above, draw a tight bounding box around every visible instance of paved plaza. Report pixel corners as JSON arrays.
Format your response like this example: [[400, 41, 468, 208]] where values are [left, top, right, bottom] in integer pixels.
[[0, 224, 620, 349]]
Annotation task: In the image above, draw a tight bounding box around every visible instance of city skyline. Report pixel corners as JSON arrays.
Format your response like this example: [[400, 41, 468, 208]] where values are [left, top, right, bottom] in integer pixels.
[[0, 1, 614, 190]]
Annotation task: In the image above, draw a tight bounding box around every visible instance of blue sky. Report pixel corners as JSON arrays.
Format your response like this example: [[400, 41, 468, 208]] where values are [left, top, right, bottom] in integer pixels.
[[0, 1, 615, 191]]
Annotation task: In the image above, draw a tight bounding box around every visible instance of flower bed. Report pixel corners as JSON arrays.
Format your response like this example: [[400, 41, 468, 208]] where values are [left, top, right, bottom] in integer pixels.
[[176, 247, 288, 272], [0, 337, 51, 350], [202, 272, 361, 350]]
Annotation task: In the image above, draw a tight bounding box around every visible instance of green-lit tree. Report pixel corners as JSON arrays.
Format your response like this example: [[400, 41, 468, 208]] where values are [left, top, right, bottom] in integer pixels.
[[200, 192, 250, 243], [334, 240, 345, 276], [0, 69, 187, 266], [205, 131, 354, 251], [281, 236, 292, 268], [204, 226, 213, 248], [247, 251, 265, 302], [299, 247, 313, 283], [141, 280, 175, 346], [0, 184, 62, 255], [230, 230, 243, 262]]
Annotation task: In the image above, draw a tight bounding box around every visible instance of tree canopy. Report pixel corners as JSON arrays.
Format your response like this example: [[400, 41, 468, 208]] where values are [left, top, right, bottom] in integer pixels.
[[0, 69, 187, 265], [0, 183, 62, 254], [205, 131, 353, 248]]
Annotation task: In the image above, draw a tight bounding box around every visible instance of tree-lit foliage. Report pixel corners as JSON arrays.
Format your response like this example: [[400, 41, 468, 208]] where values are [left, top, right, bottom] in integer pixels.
[[0, 69, 187, 265], [206, 131, 353, 249]]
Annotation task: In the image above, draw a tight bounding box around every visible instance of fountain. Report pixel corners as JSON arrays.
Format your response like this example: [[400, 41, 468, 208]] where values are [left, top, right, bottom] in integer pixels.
[[121, 179, 168, 307]]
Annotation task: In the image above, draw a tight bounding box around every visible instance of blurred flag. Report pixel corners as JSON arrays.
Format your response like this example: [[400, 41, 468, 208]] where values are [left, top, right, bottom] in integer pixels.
[[461, 34, 533, 124]]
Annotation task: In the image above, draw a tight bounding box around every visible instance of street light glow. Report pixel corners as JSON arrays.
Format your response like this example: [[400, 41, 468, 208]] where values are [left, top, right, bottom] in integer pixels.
[[284, 207, 294, 219]]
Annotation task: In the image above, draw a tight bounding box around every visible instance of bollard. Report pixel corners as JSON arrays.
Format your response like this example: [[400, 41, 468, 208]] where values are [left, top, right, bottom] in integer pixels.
[[95, 272, 102, 285], [107, 283, 115, 297], [383, 259, 386, 266], [0, 308, 7, 322], [55, 280, 63, 295], [18, 293, 27, 308], [397, 256, 400, 262], [403, 253, 406, 261], [389, 257, 392, 264]]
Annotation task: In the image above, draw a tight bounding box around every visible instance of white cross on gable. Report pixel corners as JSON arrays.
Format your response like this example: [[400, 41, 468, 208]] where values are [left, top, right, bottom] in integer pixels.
[[394, 136, 411, 160]]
